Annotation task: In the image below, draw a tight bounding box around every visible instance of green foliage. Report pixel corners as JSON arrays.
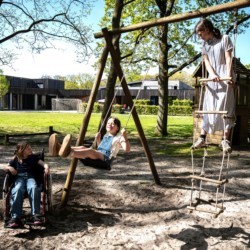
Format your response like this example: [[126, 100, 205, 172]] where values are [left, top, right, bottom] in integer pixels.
[[97, 1, 250, 78], [170, 99, 193, 116], [172, 99, 192, 106], [0, 70, 10, 98], [168, 105, 192, 116], [83, 102, 122, 114], [135, 99, 151, 105], [169, 71, 195, 86], [93, 103, 101, 113], [83, 98, 193, 116], [112, 104, 122, 113], [64, 80, 79, 89], [56, 73, 95, 89], [245, 64, 250, 70], [135, 104, 158, 115]]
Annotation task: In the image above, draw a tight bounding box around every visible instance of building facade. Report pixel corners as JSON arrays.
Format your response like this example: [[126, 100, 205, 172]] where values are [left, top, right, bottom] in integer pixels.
[[1, 76, 90, 110], [1, 76, 194, 110]]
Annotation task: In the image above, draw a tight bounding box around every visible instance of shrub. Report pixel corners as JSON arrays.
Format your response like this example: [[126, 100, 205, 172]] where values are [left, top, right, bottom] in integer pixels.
[[82, 99, 192, 116], [172, 99, 192, 106], [135, 99, 151, 105], [135, 104, 158, 115]]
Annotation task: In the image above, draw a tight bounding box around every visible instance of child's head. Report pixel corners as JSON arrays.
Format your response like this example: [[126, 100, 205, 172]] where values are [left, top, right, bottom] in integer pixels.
[[106, 117, 121, 135], [195, 18, 221, 41], [15, 142, 32, 160]]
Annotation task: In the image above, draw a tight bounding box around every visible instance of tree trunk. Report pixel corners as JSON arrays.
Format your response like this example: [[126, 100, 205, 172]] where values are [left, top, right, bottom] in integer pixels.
[[100, 0, 123, 136], [156, 23, 169, 136], [155, 0, 171, 136]]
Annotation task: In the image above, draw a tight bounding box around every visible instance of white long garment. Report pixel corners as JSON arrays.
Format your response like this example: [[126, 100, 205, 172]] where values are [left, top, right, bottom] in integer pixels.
[[202, 35, 236, 134]]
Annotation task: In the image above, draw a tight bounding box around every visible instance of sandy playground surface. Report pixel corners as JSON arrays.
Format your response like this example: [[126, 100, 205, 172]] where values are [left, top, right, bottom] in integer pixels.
[[0, 135, 249, 250]]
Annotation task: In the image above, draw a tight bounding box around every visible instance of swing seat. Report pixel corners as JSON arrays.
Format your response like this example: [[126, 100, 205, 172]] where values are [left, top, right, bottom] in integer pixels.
[[79, 158, 114, 170]]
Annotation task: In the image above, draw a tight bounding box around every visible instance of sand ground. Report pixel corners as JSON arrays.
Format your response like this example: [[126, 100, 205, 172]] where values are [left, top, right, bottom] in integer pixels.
[[0, 137, 249, 250]]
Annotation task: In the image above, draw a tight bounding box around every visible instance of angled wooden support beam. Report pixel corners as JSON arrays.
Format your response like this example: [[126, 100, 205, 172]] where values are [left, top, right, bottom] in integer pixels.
[[102, 27, 161, 185], [94, 0, 250, 39], [60, 45, 109, 206]]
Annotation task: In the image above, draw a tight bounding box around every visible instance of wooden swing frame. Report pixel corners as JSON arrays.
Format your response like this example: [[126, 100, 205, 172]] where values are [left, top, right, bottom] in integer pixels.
[[60, 0, 250, 206]]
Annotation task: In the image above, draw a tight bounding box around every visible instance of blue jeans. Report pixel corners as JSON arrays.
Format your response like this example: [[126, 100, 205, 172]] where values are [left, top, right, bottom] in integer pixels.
[[11, 172, 42, 219]]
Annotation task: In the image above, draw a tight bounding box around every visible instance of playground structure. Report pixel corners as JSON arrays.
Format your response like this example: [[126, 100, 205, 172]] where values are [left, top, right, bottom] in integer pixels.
[[60, 0, 250, 206], [189, 77, 236, 216]]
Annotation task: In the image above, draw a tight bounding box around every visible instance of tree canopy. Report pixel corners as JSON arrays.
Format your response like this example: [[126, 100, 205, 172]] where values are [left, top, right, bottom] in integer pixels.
[[0, 69, 10, 99], [96, 0, 250, 135], [0, 0, 95, 67], [55, 73, 96, 89]]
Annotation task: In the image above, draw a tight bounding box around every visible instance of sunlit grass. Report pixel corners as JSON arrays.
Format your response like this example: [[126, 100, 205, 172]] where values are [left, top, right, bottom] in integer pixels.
[[0, 111, 216, 156], [0, 112, 193, 138]]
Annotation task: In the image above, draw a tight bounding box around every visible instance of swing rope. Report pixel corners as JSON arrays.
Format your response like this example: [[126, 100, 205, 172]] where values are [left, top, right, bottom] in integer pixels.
[[108, 66, 151, 160], [124, 66, 150, 129], [91, 29, 147, 149]]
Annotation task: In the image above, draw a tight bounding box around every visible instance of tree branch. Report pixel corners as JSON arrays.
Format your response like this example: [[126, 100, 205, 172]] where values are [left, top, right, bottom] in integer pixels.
[[169, 52, 201, 77], [130, 57, 158, 64], [226, 14, 250, 34], [0, 13, 68, 44], [123, 0, 135, 7], [166, 0, 176, 16]]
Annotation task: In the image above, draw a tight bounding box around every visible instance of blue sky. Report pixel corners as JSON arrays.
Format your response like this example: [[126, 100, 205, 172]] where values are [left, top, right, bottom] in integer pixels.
[[1, 1, 249, 78]]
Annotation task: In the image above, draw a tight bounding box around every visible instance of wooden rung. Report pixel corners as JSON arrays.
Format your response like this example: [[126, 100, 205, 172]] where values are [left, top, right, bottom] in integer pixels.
[[187, 205, 223, 215], [196, 198, 224, 209], [195, 111, 228, 115], [189, 175, 228, 185], [199, 77, 232, 83]]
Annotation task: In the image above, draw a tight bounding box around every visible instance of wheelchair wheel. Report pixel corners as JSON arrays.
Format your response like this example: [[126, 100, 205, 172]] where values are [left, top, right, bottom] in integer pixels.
[[2, 174, 11, 221], [45, 174, 53, 213]]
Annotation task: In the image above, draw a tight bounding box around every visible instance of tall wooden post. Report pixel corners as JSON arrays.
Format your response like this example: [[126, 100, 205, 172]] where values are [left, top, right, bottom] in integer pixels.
[[102, 28, 161, 185], [60, 45, 109, 206]]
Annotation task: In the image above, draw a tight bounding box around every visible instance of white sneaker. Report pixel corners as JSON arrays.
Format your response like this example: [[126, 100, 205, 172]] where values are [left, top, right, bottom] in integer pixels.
[[192, 137, 205, 149], [221, 139, 232, 153]]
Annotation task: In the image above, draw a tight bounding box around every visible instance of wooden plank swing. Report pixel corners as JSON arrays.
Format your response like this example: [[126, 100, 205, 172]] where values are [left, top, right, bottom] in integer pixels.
[[60, 0, 250, 206]]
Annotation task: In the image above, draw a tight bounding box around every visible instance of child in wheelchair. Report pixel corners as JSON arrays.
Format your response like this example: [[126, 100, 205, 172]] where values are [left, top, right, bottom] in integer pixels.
[[3, 142, 50, 229]]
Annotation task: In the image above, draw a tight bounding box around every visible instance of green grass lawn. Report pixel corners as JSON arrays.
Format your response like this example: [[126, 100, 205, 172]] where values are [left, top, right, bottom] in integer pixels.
[[0, 111, 221, 156], [0, 111, 193, 138]]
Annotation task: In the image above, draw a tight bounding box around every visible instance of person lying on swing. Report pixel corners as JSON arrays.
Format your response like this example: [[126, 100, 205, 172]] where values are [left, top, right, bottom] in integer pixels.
[[49, 117, 130, 161]]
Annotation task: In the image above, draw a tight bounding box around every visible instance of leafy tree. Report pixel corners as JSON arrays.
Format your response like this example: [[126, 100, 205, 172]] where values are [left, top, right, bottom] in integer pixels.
[[0, 69, 10, 109], [0, 0, 94, 67], [54, 73, 95, 89], [169, 71, 195, 87], [97, 0, 250, 136], [245, 64, 250, 69], [64, 80, 79, 90]]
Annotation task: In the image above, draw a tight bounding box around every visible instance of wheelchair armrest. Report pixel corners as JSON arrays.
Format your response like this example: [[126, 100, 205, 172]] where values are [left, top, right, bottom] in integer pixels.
[[3, 172, 14, 193]]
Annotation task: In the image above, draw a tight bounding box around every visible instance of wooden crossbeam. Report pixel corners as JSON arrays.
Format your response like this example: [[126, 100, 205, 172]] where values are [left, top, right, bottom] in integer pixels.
[[199, 77, 232, 82], [195, 111, 228, 115], [187, 205, 224, 215]]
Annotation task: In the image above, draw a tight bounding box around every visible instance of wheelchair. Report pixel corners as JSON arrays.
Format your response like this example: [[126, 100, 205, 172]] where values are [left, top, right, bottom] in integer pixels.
[[2, 149, 53, 227]]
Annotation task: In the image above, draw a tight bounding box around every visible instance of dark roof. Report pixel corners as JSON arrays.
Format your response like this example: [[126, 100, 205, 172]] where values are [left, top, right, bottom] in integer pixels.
[[232, 58, 250, 75], [193, 57, 250, 77]]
